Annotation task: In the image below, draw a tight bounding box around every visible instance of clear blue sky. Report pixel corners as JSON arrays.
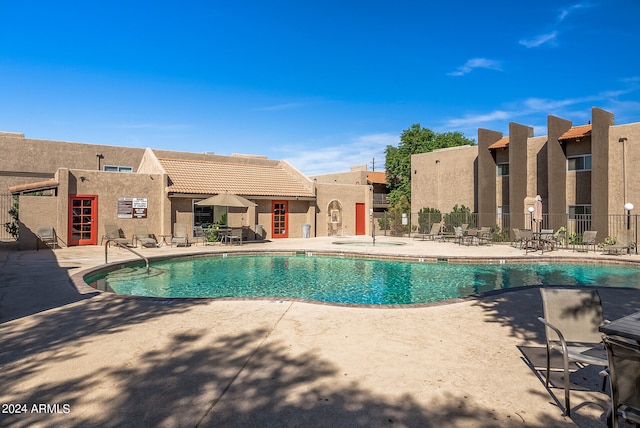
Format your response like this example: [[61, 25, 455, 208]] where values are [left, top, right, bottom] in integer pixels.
[[1, 1, 639, 175]]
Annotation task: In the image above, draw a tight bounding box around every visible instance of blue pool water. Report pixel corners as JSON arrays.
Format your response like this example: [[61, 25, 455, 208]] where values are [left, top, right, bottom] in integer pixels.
[[86, 255, 640, 305]]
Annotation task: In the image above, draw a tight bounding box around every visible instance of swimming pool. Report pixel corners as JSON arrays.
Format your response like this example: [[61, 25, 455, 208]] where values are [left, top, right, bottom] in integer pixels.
[[85, 254, 640, 305]]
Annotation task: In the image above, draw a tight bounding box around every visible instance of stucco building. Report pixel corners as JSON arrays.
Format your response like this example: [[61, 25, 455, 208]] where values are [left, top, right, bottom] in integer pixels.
[[411, 107, 640, 241], [1, 133, 372, 249]]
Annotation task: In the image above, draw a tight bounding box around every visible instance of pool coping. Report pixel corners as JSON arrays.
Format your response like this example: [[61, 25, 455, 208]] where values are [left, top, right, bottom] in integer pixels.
[[70, 248, 640, 309]]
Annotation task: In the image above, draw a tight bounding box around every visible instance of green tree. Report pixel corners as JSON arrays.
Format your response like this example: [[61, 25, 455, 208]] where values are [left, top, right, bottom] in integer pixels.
[[385, 124, 474, 205]]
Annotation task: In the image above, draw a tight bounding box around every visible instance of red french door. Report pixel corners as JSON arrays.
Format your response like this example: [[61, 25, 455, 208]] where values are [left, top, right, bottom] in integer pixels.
[[355, 203, 366, 235], [272, 201, 288, 238], [68, 195, 98, 245]]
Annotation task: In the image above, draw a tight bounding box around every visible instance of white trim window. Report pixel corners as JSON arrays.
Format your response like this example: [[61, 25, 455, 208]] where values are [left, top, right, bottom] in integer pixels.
[[497, 163, 509, 176], [567, 155, 591, 172], [103, 165, 133, 173]]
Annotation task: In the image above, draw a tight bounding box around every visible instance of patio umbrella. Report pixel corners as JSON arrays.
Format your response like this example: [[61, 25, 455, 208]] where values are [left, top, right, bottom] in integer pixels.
[[533, 195, 543, 232], [195, 193, 257, 208], [195, 193, 257, 228]]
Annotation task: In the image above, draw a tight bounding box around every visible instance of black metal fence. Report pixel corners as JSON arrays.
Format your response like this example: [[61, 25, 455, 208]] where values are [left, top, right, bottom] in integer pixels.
[[377, 211, 639, 245], [1, 193, 17, 240]]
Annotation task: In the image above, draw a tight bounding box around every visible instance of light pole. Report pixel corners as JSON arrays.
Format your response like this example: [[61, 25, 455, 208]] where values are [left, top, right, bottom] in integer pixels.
[[625, 202, 634, 230], [528, 206, 534, 230]]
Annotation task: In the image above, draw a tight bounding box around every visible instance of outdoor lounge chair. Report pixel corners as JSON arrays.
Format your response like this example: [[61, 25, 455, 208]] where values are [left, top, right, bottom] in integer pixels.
[[133, 225, 158, 248], [102, 224, 130, 247], [36, 226, 58, 250], [512, 228, 524, 248], [602, 335, 640, 428], [415, 222, 443, 241], [603, 230, 635, 255], [537, 287, 609, 417], [171, 223, 189, 247], [574, 230, 597, 252]]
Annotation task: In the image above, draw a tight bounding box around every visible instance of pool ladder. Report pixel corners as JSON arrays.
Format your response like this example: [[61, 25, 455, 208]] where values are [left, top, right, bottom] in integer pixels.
[[104, 239, 150, 273]]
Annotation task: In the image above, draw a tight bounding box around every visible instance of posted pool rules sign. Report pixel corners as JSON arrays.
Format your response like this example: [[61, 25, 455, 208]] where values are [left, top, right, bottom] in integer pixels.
[[117, 197, 148, 219]]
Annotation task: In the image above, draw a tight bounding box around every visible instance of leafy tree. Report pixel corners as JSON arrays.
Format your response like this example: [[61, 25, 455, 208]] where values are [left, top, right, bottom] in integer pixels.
[[387, 195, 411, 237], [4, 196, 19, 240], [385, 124, 474, 205]]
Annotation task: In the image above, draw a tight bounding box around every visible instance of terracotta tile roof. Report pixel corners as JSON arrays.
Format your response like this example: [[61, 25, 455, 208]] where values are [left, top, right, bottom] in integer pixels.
[[366, 171, 387, 184], [558, 124, 592, 141], [488, 137, 509, 150], [159, 158, 315, 197], [9, 179, 58, 194]]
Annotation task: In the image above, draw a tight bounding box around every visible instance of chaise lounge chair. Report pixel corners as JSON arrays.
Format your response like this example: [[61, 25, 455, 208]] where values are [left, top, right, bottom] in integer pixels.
[[102, 224, 130, 247], [36, 226, 58, 250], [133, 225, 159, 248], [603, 230, 635, 255], [171, 223, 189, 247]]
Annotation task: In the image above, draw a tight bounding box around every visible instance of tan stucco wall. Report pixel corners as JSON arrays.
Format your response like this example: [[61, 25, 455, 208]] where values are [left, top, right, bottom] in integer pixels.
[[410, 145, 477, 214], [0, 133, 147, 192], [607, 123, 640, 216], [52, 168, 167, 246], [17, 195, 58, 250], [315, 183, 372, 237], [311, 170, 368, 186]]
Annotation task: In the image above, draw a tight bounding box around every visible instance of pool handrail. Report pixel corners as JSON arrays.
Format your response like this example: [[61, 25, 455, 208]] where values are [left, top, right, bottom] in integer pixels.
[[104, 239, 150, 273]]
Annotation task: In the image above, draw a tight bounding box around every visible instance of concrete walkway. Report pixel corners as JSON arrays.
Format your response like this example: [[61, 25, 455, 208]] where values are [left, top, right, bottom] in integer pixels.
[[1, 237, 639, 427]]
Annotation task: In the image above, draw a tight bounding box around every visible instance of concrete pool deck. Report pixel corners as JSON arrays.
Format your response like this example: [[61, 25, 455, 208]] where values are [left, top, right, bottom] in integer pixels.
[[1, 236, 639, 427]]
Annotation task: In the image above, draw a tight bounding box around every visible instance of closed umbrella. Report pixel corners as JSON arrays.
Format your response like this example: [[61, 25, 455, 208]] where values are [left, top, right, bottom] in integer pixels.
[[533, 195, 543, 232]]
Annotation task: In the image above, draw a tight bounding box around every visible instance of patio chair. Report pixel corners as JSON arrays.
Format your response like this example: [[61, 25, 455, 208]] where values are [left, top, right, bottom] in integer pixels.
[[603, 230, 635, 255], [228, 228, 243, 245], [477, 226, 492, 245], [539, 229, 556, 253], [512, 228, 523, 248], [602, 335, 640, 428], [453, 226, 464, 245], [537, 288, 609, 417], [133, 225, 158, 248], [574, 230, 597, 253], [193, 225, 208, 246], [36, 226, 58, 250], [171, 223, 189, 247], [102, 224, 130, 247]]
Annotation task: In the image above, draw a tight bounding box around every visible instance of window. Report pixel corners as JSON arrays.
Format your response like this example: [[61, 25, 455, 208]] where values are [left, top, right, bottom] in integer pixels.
[[103, 165, 133, 172], [567, 155, 591, 171], [497, 163, 509, 176], [568, 205, 591, 220]]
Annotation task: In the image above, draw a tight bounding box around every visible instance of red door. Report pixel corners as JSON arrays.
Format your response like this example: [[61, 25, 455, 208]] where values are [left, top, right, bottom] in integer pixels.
[[272, 201, 288, 238], [68, 195, 98, 245], [355, 203, 366, 235]]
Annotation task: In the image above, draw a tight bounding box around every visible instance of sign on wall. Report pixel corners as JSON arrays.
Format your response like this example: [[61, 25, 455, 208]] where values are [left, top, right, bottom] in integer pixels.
[[117, 197, 148, 219]]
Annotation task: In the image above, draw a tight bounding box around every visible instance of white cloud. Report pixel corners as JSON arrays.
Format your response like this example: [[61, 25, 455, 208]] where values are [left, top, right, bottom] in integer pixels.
[[446, 110, 512, 128], [278, 133, 397, 176], [557, 2, 592, 22], [519, 31, 558, 48], [447, 58, 502, 77]]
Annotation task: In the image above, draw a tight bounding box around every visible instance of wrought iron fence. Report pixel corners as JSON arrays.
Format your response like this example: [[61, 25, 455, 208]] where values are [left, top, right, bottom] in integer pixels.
[[1, 193, 17, 240], [376, 210, 639, 246]]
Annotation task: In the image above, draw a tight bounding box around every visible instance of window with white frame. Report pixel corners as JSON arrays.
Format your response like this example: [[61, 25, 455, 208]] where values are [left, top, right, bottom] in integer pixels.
[[568, 205, 591, 220], [103, 165, 133, 172], [567, 155, 591, 172], [497, 163, 509, 176]]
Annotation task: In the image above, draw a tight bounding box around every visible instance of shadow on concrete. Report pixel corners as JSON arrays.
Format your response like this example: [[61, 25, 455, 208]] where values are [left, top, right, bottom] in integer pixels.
[[472, 285, 640, 427], [1, 324, 570, 428]]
